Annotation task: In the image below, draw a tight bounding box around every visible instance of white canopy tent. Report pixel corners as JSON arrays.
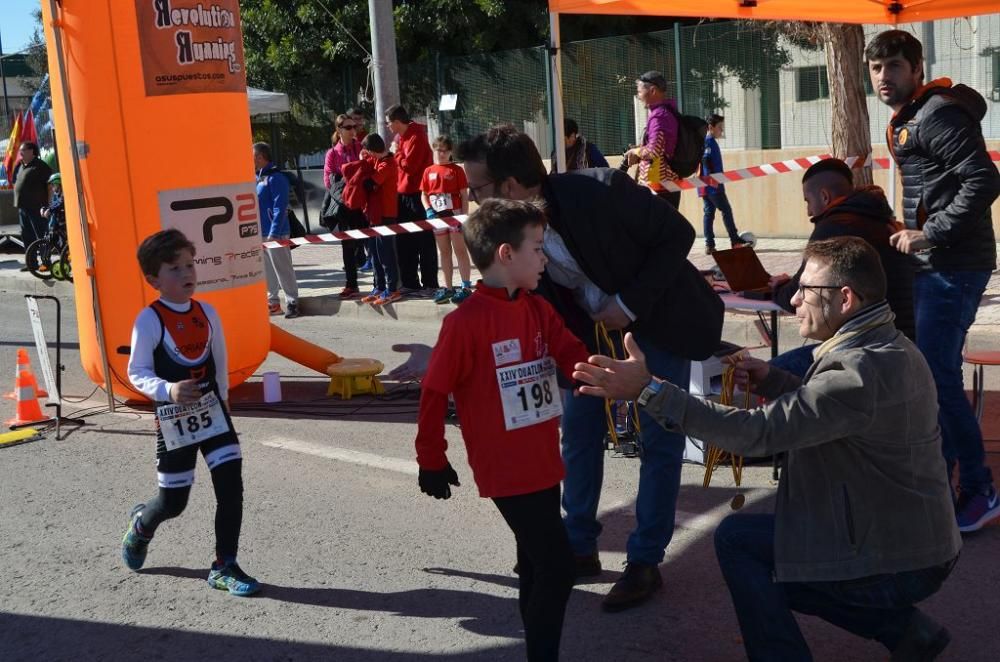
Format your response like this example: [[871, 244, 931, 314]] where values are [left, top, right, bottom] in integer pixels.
[[247, 86, 290, 117]]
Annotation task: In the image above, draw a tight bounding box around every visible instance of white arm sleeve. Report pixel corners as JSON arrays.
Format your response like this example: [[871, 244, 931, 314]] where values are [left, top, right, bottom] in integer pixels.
[[127, 307, 173, 403], [202, 302, 230, 399]]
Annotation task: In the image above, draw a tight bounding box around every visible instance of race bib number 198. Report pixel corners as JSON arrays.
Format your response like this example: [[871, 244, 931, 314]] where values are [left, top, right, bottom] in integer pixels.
[[156, 391, 229, 450], [496, 357, 562, 431]]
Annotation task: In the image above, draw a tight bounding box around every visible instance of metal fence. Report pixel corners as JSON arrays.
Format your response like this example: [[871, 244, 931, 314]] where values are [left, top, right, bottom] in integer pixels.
[[377, 14, 1000, 160]]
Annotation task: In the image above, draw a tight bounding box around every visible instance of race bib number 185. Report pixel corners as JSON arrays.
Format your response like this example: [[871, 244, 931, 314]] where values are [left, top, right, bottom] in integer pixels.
[[496, 357, 562, 431], [156, 391, 229, 450]]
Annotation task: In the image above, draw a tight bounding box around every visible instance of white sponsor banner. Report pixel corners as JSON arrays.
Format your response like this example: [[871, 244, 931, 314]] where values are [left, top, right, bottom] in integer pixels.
[[25, 297, 60, 405], [158, 181, 264, 293]]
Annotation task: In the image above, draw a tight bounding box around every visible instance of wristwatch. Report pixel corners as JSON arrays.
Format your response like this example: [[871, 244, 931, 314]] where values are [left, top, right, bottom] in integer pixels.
[[637, 378, 664, 408]]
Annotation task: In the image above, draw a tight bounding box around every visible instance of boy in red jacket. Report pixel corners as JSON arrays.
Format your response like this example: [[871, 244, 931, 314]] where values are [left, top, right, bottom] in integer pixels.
[[355, 134, 401, 306], [415, 199, 590, 661]]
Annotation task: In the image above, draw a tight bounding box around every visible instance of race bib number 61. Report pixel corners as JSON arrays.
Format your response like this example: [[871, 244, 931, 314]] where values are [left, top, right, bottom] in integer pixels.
[[496, 357, 562, 431]]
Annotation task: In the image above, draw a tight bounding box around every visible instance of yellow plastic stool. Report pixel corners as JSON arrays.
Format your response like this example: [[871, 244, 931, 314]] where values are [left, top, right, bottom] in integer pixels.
[[326, 358, 385, 400]]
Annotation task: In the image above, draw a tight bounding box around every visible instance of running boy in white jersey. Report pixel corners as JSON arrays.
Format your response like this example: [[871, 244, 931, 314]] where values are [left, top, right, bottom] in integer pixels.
[[122, 229, 260, 596]]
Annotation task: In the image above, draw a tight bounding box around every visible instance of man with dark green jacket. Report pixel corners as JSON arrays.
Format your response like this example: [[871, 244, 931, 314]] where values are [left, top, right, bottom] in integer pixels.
[[574, 237, 961, 661]]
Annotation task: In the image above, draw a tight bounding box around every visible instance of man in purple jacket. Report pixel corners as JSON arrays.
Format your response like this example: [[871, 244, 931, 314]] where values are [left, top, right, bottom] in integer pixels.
[[625, 71, 681, 208]]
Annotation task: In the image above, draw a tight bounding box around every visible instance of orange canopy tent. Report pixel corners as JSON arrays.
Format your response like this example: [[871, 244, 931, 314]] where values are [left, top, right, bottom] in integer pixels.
[[548, 0, 1000, 25], [544, 0, 997, 171]]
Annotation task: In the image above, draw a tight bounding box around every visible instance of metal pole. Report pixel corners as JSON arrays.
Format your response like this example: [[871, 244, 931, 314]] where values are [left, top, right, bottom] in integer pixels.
[[548, 12, 566, 173], [46, 0, 116, 412], [368, 0, 400, 143], [0, 31, 11, 124], [673, 23, 684, 111], [294, 155, 310, 233]]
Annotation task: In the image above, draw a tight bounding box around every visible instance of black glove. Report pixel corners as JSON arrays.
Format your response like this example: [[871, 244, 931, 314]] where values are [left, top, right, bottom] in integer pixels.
[[419, 462, 460, 499], [362, 178, 377, 192]]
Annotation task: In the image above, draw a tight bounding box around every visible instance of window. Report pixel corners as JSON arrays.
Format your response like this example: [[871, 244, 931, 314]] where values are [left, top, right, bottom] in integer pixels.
[[796, 66, 829, 102], [993, 51, 1000, 102]]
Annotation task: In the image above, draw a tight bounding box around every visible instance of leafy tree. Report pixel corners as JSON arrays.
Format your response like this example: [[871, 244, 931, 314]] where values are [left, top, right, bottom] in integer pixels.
[[240, 0, 709, 156]]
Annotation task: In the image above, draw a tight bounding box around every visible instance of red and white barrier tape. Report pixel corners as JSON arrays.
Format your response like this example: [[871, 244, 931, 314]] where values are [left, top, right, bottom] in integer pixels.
[[665, 150, 1000, 192], [264, 150, 1000, 248], [264, 215, 469, 248]]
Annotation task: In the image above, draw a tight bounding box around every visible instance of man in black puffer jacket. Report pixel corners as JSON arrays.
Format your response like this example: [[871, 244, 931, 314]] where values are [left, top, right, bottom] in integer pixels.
[[867, 30, 1000, 534], [772, 158, 915, 340]]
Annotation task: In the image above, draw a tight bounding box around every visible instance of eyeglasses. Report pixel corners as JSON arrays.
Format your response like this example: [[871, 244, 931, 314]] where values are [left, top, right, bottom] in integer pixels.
[[339, 124, 357, 130], [468, 180, 496, 204], [797, 283, 847, 298]]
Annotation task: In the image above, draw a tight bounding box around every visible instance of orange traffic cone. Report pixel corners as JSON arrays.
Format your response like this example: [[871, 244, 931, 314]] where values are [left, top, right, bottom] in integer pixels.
[[5, 370, 50, 427], [5, 349, 47, 400]]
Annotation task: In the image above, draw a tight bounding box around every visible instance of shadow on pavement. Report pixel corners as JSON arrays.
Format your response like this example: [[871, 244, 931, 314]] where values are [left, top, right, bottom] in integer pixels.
[[0, 612, 522, 661], [140, 565, 521, 639]]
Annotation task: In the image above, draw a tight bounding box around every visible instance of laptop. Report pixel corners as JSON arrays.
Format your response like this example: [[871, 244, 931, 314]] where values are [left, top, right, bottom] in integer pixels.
[[711, 247, 772, 299]]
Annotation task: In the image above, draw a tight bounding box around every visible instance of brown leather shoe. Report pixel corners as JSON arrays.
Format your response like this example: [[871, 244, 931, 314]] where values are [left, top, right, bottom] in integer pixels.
[[601, 562, 662, 612], [890, 611, 950, 661]]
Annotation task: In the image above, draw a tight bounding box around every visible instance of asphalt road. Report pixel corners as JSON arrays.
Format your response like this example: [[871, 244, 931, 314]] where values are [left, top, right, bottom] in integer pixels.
[[1, 295, 998, 661]]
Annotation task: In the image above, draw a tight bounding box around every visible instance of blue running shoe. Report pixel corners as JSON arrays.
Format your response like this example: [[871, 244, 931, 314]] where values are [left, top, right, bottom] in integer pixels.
[[450, 287, 473, 305], [121, 504, 150, 571], [433, 287, 455, 304], [956, 485, 1000, 533], [359, 260, 374, 272], [207, 561, 261, 597]]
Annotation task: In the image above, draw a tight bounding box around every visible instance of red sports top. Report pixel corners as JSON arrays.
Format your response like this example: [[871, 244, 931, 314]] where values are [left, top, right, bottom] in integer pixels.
[[415, 282, 590, 498], [420, 163, 468, 212]]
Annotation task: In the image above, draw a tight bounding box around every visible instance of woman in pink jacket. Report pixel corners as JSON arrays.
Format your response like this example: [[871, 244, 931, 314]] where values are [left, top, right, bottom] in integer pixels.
[[323, 113, 370, 277], [323, 114, 362, 188]]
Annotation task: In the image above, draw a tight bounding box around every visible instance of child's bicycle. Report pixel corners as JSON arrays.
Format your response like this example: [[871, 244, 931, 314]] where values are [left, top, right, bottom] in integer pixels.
[[25, 223, 72, 282]]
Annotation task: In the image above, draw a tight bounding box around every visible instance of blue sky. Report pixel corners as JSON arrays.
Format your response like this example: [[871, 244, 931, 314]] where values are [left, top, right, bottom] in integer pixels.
[[1, 0, 42, 54]]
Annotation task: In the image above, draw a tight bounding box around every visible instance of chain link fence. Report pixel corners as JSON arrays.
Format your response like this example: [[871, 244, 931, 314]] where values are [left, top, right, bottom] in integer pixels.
[[380, 15, 1000, 161]]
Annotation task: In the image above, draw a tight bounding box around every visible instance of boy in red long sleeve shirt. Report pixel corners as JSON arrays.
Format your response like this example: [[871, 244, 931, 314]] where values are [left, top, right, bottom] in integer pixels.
[[415, 199, 590, 661]]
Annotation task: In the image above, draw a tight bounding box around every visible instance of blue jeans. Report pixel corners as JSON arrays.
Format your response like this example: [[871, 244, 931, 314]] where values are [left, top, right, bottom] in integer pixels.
[[769, 344, 816, 380], [561, 334, 690, 565], [714, 513, 955, 661], [913, 270, 993, 493], [702, 190, 740, 247], [368, 234, 399, 293]]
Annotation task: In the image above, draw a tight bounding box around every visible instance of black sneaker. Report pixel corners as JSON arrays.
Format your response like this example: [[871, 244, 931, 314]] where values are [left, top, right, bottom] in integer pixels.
[[284, 302, 301, 319], [601, 562, 662, 612]]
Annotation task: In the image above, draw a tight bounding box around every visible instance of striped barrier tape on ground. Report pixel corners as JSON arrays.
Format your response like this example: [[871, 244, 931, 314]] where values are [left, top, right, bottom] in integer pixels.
[[264, 150, 1000, 248]]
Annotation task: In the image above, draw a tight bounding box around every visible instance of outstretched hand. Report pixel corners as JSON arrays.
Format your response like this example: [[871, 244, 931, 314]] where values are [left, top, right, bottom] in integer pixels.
[[572, 332, 652, 400], [388, 343, 433, 381]]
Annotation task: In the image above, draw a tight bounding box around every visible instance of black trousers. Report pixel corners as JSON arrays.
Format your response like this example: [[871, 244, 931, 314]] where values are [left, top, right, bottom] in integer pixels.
[[396, 193, 439, 289], [338, 211, 369, 289], [493, 485, 575, 662]]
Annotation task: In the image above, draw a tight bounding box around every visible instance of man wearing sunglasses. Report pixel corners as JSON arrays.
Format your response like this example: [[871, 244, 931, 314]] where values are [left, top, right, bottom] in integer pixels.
[[575, 236, 960, 662]]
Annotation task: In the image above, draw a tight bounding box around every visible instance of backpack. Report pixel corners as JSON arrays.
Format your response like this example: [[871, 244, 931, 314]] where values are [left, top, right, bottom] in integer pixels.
[[666, 106, 708, 178], [341, 160, 374, 212]]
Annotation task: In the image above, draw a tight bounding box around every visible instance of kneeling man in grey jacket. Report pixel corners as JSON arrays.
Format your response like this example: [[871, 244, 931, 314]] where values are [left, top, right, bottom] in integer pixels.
[[574, 236, 960, 662]]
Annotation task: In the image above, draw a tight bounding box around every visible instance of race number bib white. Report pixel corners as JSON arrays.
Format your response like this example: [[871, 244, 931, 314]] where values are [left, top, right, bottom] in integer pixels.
[[496, 357, 562, 431], [156, 391, 229, 450], [429, 193, 454, 212]]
